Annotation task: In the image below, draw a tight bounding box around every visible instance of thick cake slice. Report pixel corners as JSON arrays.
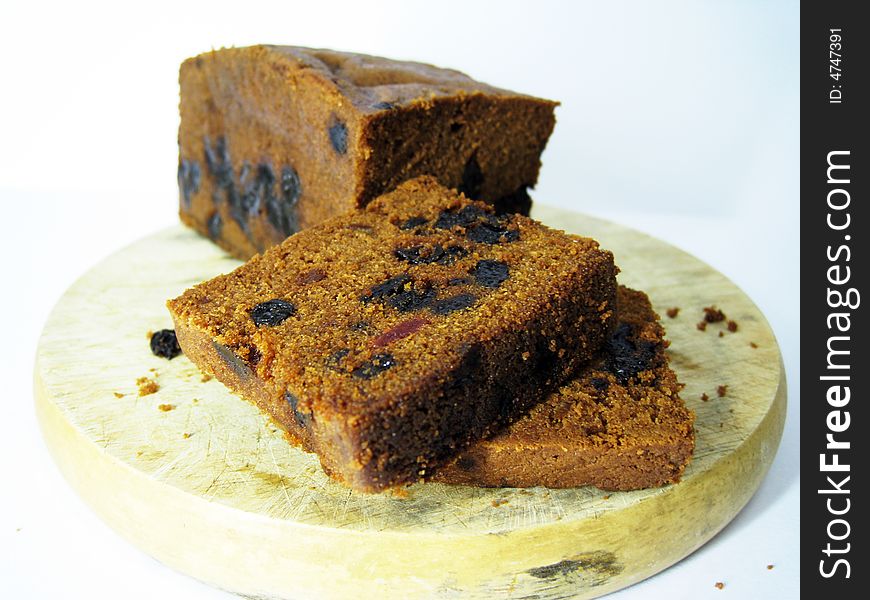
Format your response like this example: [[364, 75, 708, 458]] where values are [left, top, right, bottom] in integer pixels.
[[178, 45, 558, 259], [168, 177, 617, 492], [435, 286, 695, 491]]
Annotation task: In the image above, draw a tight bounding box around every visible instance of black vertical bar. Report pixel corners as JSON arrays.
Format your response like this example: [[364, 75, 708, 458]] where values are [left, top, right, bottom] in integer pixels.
[[802, 1, 868, 596]]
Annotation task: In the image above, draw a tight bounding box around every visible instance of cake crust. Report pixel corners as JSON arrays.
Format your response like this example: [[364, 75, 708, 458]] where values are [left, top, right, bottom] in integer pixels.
[[168, 177, 617, 492], [435, 286, 695, 491]]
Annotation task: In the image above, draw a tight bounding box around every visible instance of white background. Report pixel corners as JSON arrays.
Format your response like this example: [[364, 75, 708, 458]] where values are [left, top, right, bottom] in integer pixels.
[[1, 1, 799, 598]]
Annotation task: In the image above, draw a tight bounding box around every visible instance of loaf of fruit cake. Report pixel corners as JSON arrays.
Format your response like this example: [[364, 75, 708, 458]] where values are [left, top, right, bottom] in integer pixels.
[[435, 286, 695, 491], [177, 45, 558, 259], [167, 177, 617, 492]]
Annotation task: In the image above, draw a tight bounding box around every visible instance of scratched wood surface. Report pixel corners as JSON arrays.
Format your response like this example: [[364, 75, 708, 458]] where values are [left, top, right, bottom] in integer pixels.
[[34, 208, 786, 600]]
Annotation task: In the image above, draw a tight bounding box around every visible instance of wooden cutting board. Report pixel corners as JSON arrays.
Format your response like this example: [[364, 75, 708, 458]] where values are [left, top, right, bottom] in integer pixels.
[[34, 207, 786, 600]]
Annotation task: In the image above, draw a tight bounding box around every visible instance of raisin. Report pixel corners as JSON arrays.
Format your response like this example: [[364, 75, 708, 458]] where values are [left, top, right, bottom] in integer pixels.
[[361, 274, 412, 302], [373, 101, 395, 110], [328, 118, 348, 154], [325, 348, 350, 371], [265, 165, 301, 238], [177, 159, 201, 208], [352, 353, 397, 379], [605, 323, 658, 384], [394, 244, 467, 266], [250, 299, 297, 327], [434, 204, 487, 230], [399, 216, 428, 230], [471, 260, 509, 288], [284, 391, 311, 427], [205, 212, 222, 240], [150, 329, 181, 359], [447, 277, 471, 286], [431, 293, 476, 315], [590, 377, 609, 392], [387, 288, 435, 312], [203, 135, 233, 188], [296, 268, 327, 285], [466, 222, 519, 244], [457, 153, 484, 198]]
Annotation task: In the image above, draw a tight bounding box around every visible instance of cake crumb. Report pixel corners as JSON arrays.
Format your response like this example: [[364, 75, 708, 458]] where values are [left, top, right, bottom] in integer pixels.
[[182, 432, 192, 439], [727, 320, 738, 332], [158, 403, 175, 412], [389, 487, 410, 499], [767, 564, 774, 570], [602, 494, 611, 500], [715, 581, 725, 590], [145, 330, 153, 339], [718, 331, 724, 337], [750, 341, 758, 348], [113, 392, 125, 399], [666, 307, 680, 318], [717, 385, 728, 397], [192, 398, 199, 404], [136, 376, 159, 396], [201, 373, 213, 382], [701, 393, 709, 402], [491, 498, 509, 507], [704, 306, 726, 323], [696, 321, 708, 331]]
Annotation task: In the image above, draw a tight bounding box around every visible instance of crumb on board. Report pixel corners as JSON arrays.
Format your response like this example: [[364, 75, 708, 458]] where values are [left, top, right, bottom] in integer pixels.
[[718, 385, 728, 397], [602, 494, 611, 500], [158, 403, 175, 412], [113, 392, 125, 399], [666, 307, 680, 318], [727, 320, 738, 332], [767, 564, 774, 570], [145, 330, 153, 339], [715, 581, 725, 590], [701, 393, 709, 402], [696, 321, 708, 331], [718, 331, 724, 337], [149, 367, 158, 373], [750, 341, 759, 348], [201, 373, 213, 382], [183, 432, 192, 439], [389, 487, 410, 499], [704, 306, 726, 323], [192, 398, 199, 404], [491, 498, 509, 508], [136, 376, 159, 396]]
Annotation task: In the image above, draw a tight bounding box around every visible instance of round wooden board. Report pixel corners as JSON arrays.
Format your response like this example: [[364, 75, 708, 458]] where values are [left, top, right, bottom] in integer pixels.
[[35, 207, 786, 600]]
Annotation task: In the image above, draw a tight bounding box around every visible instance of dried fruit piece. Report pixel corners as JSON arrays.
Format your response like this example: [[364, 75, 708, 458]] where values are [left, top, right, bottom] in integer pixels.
[[387, 288, 435, 312], [605, 323, 657, 384], [394, 244, 467, 265], [285, 391, 311, 427], [329, 118, 348, 154], [207, 211, 223, 240], [457, 153, 484, 198], [471, 260, 510, 288], [250, 299, 297, 327], [361, 274, 412, 303], [372, 317, 429, 347], [431, 294, 476, 315], [352, 353, 397, 379], [150, 329, 182, 359], [398, 216, 427, 230]]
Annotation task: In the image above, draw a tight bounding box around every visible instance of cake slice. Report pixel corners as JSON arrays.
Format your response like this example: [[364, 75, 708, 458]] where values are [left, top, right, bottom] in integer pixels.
[[178, 45, 558, 259], [435, 286, 695, 491], [168, 177, 617, 492]]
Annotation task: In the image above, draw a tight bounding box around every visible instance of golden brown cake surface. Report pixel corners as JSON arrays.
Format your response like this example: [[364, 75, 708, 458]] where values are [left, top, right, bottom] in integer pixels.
[[436, 286, 695, 491], [178, 45, 558, 259], [168, 177, 617, 492]]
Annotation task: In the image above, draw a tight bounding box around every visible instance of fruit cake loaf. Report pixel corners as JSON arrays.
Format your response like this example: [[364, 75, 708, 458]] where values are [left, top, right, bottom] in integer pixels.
[[167, 177, 617, 492], [177, 45, 558, 259], [435, 286, 695, 491]]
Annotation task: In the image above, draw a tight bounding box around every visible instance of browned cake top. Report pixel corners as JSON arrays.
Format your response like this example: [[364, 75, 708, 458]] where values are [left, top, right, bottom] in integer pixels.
[[168, 177, 615, 420], [477, 287, 692, 451], [242, 45, 557, 112]]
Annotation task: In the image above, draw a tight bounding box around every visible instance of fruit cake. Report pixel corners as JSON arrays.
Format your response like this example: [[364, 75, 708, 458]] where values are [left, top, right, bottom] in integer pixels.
[[435, 286, 695, 491], [178, 45, 558, 259], [167, 177, 617, 492]]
